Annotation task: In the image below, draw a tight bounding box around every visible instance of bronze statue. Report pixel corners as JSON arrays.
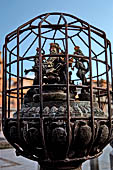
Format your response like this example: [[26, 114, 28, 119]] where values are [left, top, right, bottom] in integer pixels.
[[74, 46, 89, 85], [43, 43, 66, 84], [24, 48, 46, 85]]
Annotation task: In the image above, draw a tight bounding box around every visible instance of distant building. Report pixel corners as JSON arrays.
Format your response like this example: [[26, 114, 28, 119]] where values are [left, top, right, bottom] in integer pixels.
[[0, 52, 33, 133], [92, 79, 113, 115]]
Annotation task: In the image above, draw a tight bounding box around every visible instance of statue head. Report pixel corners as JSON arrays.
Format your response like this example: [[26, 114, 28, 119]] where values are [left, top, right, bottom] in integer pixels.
[[50, 43, 60, 54], [74, 46, 80, 52]]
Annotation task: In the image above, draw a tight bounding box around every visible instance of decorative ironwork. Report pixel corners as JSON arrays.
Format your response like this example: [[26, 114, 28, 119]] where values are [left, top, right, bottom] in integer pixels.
[[2, 12, 113, 170]]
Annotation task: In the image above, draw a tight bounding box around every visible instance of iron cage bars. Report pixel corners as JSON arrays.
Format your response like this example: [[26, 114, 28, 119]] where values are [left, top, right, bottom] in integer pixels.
[[2, 12, 113, 158]]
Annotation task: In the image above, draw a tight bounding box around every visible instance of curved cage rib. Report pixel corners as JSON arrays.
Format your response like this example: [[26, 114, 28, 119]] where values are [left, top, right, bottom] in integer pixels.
[[2, 12, 113, 169]]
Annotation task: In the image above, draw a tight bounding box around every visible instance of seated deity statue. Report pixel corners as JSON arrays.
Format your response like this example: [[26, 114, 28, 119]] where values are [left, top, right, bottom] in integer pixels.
[[43, 43, 66, 85]]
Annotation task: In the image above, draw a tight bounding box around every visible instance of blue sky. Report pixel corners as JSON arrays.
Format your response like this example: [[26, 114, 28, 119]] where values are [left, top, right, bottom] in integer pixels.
[[0, 0, 113, 52]]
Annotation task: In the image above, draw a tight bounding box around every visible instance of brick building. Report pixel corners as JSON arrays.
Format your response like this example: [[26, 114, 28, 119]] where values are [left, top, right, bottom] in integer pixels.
[[0, 51, 33, 133]]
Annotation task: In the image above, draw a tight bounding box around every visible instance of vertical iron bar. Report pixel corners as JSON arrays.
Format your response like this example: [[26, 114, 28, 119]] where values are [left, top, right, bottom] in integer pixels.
[[17, 28, 20, 137], [8, 52, 11, 118], [21, 59, 23, 107], [38, 13, 50, 117], [109, 41, 113, 101], [39, 26, 43, 118], [39, 19, 48, 159], [65, 25, 70, 122], [65, 24, 70, 153], [104, 34, 112, 135], [96, 58, 100, 108], [38, 14, 50, 159], [5, 38, 8, 120], [2, 45, 6, 124], [61, 14, 70, 156], [88, 25, 95, 153]]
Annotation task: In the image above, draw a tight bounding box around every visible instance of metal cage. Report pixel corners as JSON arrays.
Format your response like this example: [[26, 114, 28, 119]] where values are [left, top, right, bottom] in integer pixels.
[[2, 12, 113, 169]]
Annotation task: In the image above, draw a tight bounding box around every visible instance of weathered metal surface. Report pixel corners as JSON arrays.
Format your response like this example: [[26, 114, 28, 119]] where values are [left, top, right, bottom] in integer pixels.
[[2, 12, 113, 169]]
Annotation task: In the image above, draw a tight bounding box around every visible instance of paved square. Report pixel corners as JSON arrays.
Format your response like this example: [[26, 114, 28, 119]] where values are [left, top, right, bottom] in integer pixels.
[[0, 145, 112, 170], [0, 157, 20, 168]]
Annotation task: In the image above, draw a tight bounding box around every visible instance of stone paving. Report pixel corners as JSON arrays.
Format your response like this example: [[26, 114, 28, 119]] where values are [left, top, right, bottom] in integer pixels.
[[0, 148, 39, 170], [82, 145, 112, 170], [0, 144, 112, 170]]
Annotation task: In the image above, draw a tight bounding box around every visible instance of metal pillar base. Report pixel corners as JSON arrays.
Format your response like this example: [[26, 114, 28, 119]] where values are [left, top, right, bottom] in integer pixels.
[[40, 167, 82, 170], [110, 150, 113, 170], [90, 158, 99, 170]]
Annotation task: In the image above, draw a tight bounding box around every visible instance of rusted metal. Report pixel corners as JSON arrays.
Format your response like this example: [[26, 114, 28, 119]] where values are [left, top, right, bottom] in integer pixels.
[[87, 25, 95, 154], [21, 58, 23, 106], [17, 28, 20, 138], [4, 37, 8, 120], [2, 12, 113, 170], [2, 45, 5, 123], [8, 52, 11, 118], [38, 13, 50, 159], [109, 41, 113, 100], [104, 33, 112, 136]]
